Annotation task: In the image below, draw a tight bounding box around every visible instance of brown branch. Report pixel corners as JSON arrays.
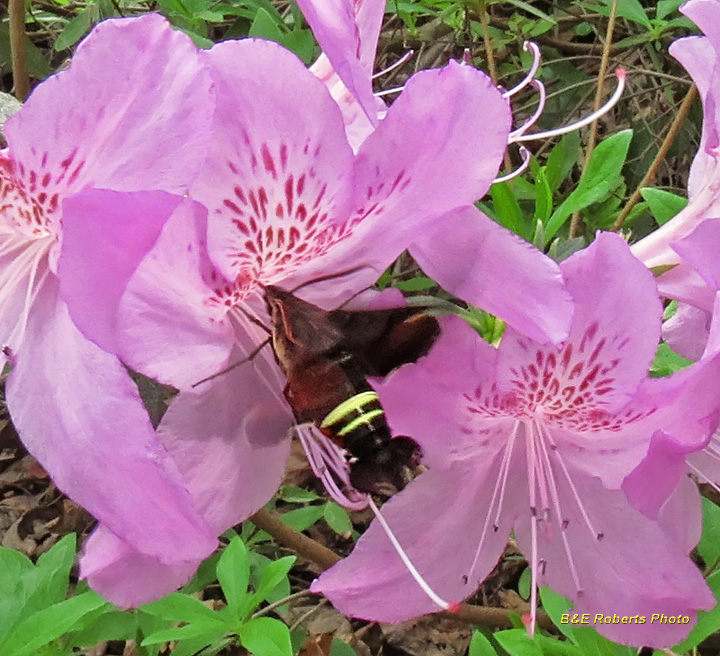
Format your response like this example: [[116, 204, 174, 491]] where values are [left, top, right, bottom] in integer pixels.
[[250, 508, 554, 631], [612, 83, 698, 231], [569, 0, 620, 239], [9, 0, 30, 101]]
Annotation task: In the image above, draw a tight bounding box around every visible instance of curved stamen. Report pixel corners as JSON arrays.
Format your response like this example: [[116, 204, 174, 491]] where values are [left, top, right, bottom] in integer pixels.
[[511, 69, 626, 143], [368, 496, 455, 611], [297, 425, 369, 511], [375, 85, 405, 98], [503, 42, 542, 99], [509, 80, 547, 141], [493, 146, 531, 184], [466, 421, 520, 584], [372, 51, 414, 79]]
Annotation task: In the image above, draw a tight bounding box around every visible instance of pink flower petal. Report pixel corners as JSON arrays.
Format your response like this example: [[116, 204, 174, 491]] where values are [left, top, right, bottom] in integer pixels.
[[312, 463, 517, 621], [5, 14, 213, 201], [410, 206, 572, 344], [80, 526, 200, 607], [58, 189, 185, 354], [114, 200, 239, 388], [296, 0, 382, 127], [374, 316, 500, 469], [6, 283, 216, 563], [351, 61, 510, 243], [501, 232, 662, 412], [193, 38, 355, 283], [156, 346, 292, 533], [80, 348, 293, 607], [514, 474, 714, 648], [663, 302, 712, 361]]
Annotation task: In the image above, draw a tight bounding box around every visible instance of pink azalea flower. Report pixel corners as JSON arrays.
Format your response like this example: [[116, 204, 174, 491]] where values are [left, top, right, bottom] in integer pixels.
[[312, 233, 720, 648], [59, 30, 572, 604], [624, 218, 720, 507], [0, 16, 219, 575], [632, 0, 720, 295]]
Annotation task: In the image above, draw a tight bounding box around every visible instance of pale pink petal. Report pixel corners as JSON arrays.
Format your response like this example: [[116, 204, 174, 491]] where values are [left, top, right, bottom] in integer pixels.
[[5, 282, 216, 562], [114, 200, 238, 389], [312, 463, 517, 621], [663, 302, 711, 361], [622, 432, 697, 520], [657, 476, 703, 554], [80, 526, 200, 608], [5, 14, 213, 206], [656, 262, 716, 311], [501, 232, 662, 412], [671, 36, 720, 200], [58, 189, 185, 353], [514, 474, 713, 648], [350, 61, 510, 244], [632, 3, 720, 271], [296, 0, 381, 126], [374, 316, 501, 469], [82, 345, 292, 607], [410, 206, 571, 344], [672, 218, 720, 291], [156, 345, 292, 533], [193, 38, 355, 283]]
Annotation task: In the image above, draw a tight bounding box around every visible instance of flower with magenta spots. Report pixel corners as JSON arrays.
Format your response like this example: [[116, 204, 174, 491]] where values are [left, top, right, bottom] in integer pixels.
[[0, 15, 219, 581], [312, 233, 720, 648], [59, 22, 573, 604]]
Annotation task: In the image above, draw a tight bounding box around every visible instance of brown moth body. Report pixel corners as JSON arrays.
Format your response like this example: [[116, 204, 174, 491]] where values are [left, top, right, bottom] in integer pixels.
[[263, 285, 440, 496]]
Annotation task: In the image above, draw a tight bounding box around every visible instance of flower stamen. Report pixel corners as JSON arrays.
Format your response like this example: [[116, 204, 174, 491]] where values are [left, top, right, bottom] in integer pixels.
[[368, 496, 456, 612], [372, 51, 414, 79]]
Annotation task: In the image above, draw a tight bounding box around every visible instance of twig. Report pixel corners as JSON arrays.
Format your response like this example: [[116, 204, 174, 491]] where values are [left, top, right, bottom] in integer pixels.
[[250, 508, 341, 569], [250, 508, 554, 631], [9, 0, 30, 101], [612, 83, 697, 231], [569, 0, 620, 239]]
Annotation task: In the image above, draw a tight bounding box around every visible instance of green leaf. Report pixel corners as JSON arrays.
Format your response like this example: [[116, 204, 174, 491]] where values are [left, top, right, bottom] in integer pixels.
[[0, 23, 53, 79], [657, 0, 684, 20], [278, 485, 320, 503], [545, 131, 580, 192], [34, 534, 77, 605], [281, 29, 317, 65], [699, 497, 720, 569], [141, 622, 227, 646], [596, 0, 652, 28], [533, 167, 553, 223], [331, 638, 359, 656], [217, 537, 251, 618], [324, 502, 354, 536], [640, 188, 687, 226], [240, 617, 293, 656], [546, 130, 633, 243], [54, 7, 95, 51], [490, 181, 527, 238], [650, 343, 692, 377], [0, 591, 107, 656], [468, 630, 497, 656], [280, 505, 326, 531], [66, 608, 137, 646], [251, 556, 295, 606], [393, 276, 437, 292], [249, 7, 286, 43], [141, 592, 224, 625], [674, 569, 720, 651], [504, 0, 556, 23]]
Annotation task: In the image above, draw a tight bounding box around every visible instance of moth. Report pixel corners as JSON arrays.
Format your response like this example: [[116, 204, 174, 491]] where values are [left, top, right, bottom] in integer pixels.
[[263, 284, 440, 496]]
